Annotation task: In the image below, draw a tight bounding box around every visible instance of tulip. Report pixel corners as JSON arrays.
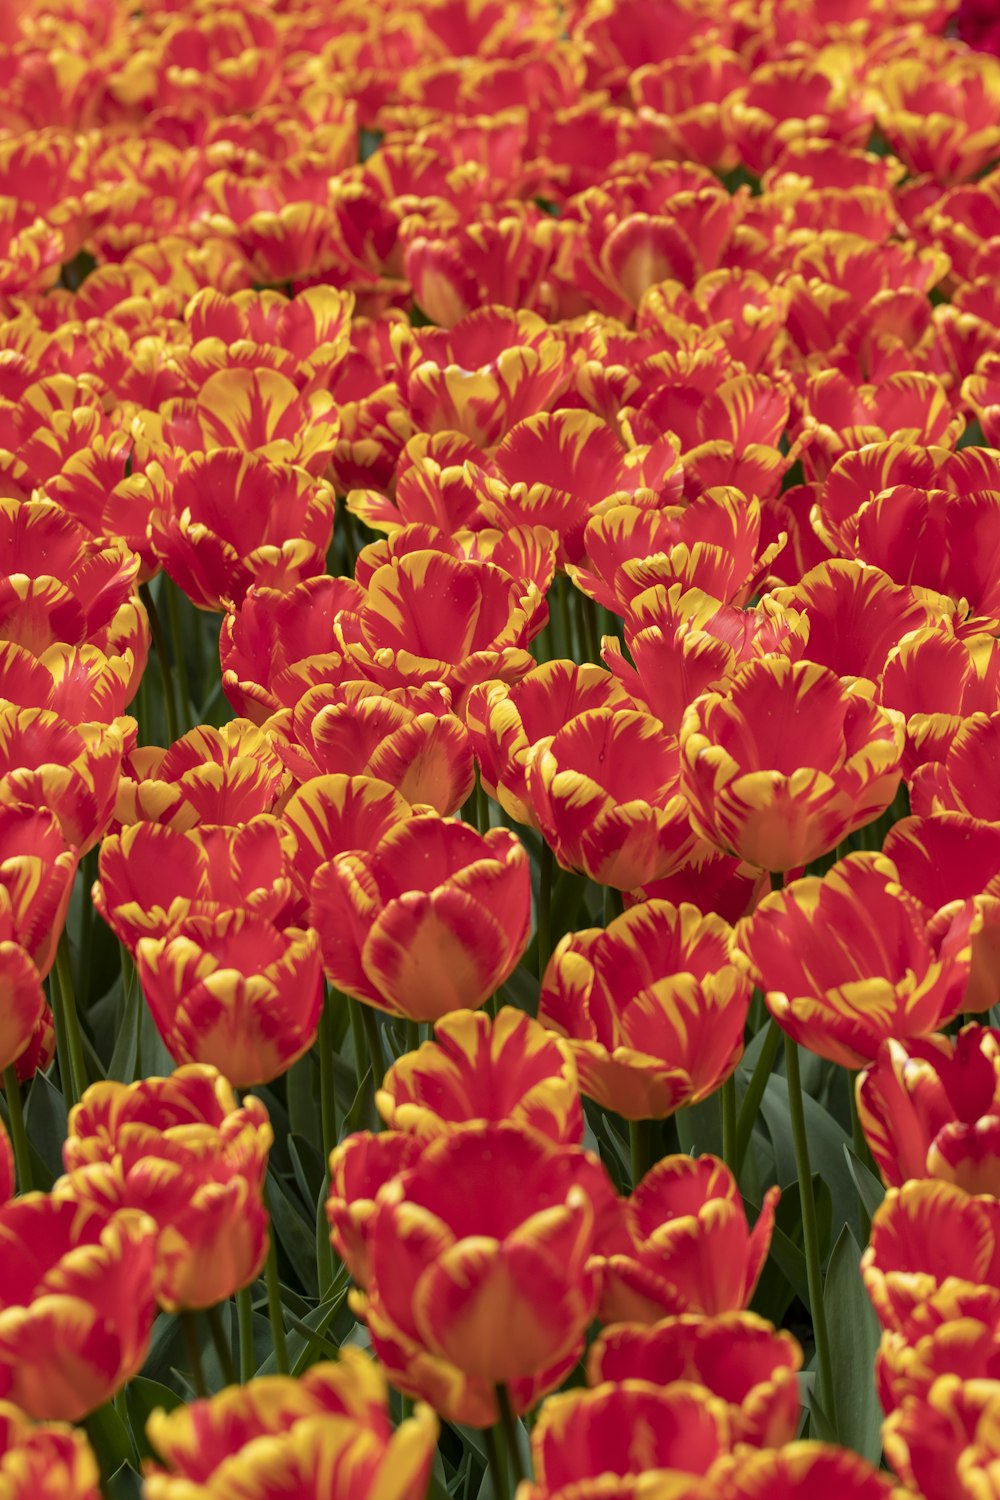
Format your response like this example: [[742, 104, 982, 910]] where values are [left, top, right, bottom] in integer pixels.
[[219, 574, 364, 725], [143, 1348, 439, 1500], [0, 705, 126, 853], [877, 1315, 1000, 1417], [597, 1154, 778, 1324], [0, 495, 148, 698], [0, 1401, 101, 1500], [588, 1312, 802, 1448], [114, 721, 286, 830], [333, 548, 544, 711], [519, 1381, 730, 1500], [862, 1179, 1000, 1339], [465, 661, 631, 830], [525, 707, 696, 890], [910, 710, 1000, 822], [469, 409, 682, 566], [95, 817, 298, 954], [734, 852, 979, 1069], [568, 489, 781, 617], [308, 813, 531, 1022], [538, 900, 750, 1119], [884, 814, 1000, 1014], [711, 1443, 899, 1499], [376, 1007, 582, 1144], [149, 450, 335, 610], [280, 772, 415, 901], [878, 625, 1000, 779], [679, 658, 905, 871], [0, 803, 77, 977], [61, 1065, 272, 1311], [348, 1122, 621, 1427], [135, 909, 324, 1087], [858, 1027, 1000, 1193], [0, 1195, 156, 1421], [882, 1374, 1000, 1500], [266, 680, 474, 816], [768, 560, 933, 691], [326, 1132, 425, 1288], [0, 934, 45, 1077], [392, 306, 571, 448]]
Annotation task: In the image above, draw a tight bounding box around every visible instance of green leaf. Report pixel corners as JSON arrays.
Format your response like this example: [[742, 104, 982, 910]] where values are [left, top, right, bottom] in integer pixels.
[[674, 1094, 722, 1159], [759, 1076, 855, 1251], [126, 1378, 184, 1462], [268, 1169, 320, 1297], [340, 1066, 380, 1139], [824, 1225, 883, 1462], [84, 1401, 136, 1475], [24, 1070, 67, 1182], [287, 1284, 355, 1376], [843, 1146, 886, 1221], [106, 1464, 143, 1500], [106, 977, 142, 1083]]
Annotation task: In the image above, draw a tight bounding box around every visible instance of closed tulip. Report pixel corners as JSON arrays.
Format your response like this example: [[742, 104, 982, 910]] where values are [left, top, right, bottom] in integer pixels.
[[862, 1179, 1000, 1339], [735, 853, 980, 1069], [597, 1155, 778, 1324], [526, 707, 696, 890], [679, 657, 904, 871], [519, 1381, 730, 1500], [588, 1313, 802, 1448], [0, 1401, 101, 1500], [346, 1122, 620, 1426], [538, 900, 750, 1119], [135, 909, 324, 1087], [143, 1349, 438, 1500], [0, 1195, 157, 1420], [376, 1007, 582, 1144], [309, 813, 531, 1021], [61, 1066, 272, 1311], [858, 1026, 1000, 1194]]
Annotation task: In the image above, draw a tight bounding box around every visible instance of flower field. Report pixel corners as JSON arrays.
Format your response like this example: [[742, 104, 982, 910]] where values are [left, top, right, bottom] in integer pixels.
[[0, 0, 999, 1494]]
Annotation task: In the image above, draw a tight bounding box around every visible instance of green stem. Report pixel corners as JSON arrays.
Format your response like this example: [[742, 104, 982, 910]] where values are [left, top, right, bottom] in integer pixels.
[[848, 1074, 873, 1244], [404, 1019, 420, 1052], [537, 840, 553, 984], [180, 1310, 208, 1398], [348, 997, 368, 1081], [2, 1066, 31, 1191], [577, 591, 598, 663], [264, 1216, 289, 1374], [476, 778, 491, 836], [317, 993, 338, 1166], [784, 1034, 836, 1433], [205, 1303, 238, 1387], [484, 1420, 509, 1500], [495, 1384, 526, 1486], [360, 1003, 385, 1085], [720, 1073, 737, 1176], [53, 936, 87, 1107], [139, 582, 180, 744], [237, 1285, 255, 1382], [733, 1017, 783, 1177], [165, 578, 192, 731], [603, 884, 624, 925], [77, 847, 97, 1008], [556, 576, 573, 660], [629, 1117, 656, 1188]]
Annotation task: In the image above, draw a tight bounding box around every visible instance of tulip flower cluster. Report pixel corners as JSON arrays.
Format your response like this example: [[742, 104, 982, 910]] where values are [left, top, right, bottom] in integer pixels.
[[0, 0, 996, 1495]]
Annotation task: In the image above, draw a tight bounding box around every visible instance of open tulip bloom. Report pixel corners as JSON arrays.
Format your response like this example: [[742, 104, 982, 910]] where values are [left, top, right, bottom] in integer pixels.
[[1, 0, 1000, 1496]]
